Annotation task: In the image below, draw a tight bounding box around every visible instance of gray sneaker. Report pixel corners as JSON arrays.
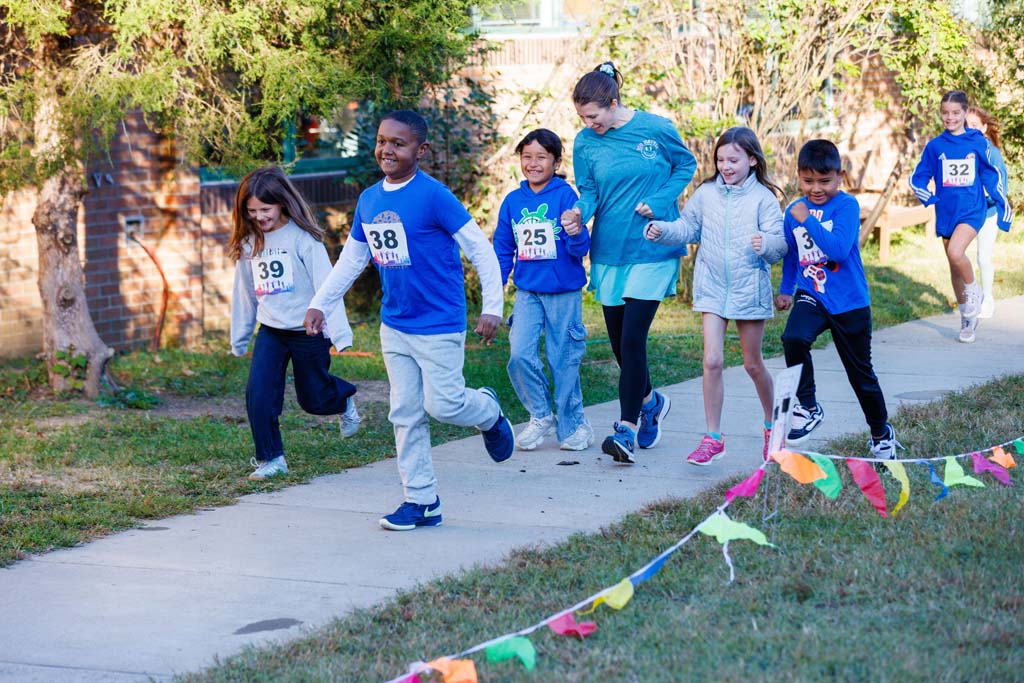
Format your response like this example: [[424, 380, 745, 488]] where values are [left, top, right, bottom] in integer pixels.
[[248, 455, 288, 481], [339, 397, 360, 438], [958, 315, 977, 344], [559, 420, 594, 451], [516, 415, 555, 450]]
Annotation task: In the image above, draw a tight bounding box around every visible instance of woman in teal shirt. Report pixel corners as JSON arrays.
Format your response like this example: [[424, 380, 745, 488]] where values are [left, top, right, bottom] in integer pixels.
[[561, 61, 697, 464]]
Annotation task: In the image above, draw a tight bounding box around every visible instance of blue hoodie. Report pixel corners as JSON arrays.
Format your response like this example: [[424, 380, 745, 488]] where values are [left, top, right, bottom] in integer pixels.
[[493, 176, 590, 293], [910, 128, 1011, 236]]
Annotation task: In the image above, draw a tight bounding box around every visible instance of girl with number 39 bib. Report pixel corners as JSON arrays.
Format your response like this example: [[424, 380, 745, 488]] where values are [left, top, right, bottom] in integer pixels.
[[493, 129, 593, 452], [910, 90, 1012, 343], [229, 166, 359, 482]]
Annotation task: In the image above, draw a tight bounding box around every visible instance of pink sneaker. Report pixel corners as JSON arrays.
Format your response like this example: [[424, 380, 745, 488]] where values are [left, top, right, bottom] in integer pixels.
[[686, 435, 725, 466], [762, 427, 771, 462]]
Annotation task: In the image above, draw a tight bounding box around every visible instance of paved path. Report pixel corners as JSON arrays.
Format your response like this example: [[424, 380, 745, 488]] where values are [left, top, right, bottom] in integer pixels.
[[2, 298, 1023, 682]]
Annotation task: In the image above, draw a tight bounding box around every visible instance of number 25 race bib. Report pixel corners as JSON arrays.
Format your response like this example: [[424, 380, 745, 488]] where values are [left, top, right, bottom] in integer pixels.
[[515, 221, 557, 261], [941, 157, 976, 187], [251, 250, 294, 295], [363, 222, 412, 268]]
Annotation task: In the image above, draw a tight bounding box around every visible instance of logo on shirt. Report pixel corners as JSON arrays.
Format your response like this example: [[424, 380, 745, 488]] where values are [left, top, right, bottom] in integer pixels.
[[513, 204, 560, 261], [636, 139, 660, 160], [512, 204, 562, 242]]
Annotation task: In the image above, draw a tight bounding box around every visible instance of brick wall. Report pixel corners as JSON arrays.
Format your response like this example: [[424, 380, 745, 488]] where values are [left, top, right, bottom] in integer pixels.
[[0, 187, 45, 354]]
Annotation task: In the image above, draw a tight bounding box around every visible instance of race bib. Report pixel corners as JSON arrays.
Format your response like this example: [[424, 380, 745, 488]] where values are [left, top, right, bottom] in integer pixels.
[[251, 250, 294, 296], [515, 220, 557, 261], [363, 222, 411, 268], [793, 226, 826, 268], [941, 157, 976, 187]]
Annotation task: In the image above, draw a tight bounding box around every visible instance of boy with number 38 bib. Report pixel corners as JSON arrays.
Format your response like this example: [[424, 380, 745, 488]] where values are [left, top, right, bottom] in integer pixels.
[[304, 110, 515, 531]]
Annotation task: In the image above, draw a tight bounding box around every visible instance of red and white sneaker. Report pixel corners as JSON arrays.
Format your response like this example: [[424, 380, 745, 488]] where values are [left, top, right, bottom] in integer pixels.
[[686, 435, 725, 466]]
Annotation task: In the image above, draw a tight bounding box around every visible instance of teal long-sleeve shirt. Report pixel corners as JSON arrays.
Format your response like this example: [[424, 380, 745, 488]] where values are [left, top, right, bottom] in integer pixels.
[[572, 110, 697, 265]]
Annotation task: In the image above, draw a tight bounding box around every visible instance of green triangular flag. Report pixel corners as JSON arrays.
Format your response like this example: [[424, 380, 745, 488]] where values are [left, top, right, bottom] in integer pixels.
[[485, 636, 536, 671], [698, 512, 775, 547], [1013, 439, 1024, 456], [808, 453, 842, 499], [943, 456, 985, 488]]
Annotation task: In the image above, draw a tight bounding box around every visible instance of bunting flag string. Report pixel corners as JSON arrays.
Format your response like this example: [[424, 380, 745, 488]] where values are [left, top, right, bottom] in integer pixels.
[[383, 433, 1022, 683]]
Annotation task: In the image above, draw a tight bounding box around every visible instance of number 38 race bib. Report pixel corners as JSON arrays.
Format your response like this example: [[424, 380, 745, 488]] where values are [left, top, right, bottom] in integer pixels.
[[941, 157, 976, 187], [515, 220, 557, 261], [363, 222, 411, 267], [251, 250, 294, 295]]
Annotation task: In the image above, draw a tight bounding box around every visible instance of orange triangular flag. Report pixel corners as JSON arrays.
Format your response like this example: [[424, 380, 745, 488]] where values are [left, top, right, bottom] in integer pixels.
[[425, 657, 478, 683], [771, 449, 826, 484], [990, 446, 1016, 469]]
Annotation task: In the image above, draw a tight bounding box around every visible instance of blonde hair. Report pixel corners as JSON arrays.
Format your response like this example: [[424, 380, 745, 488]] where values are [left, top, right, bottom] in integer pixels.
[[228, 166, 323, 261]]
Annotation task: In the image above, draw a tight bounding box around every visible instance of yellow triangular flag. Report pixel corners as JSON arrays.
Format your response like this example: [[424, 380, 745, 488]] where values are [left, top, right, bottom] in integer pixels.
[[578, 578, 634, 614], [884, 461, 911, 515]]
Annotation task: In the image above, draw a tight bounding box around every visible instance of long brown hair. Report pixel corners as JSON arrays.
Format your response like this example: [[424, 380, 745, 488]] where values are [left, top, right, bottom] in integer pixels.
[[967, 106, 1002, 150], [703, 127, 786, 201], [572, 61, 623, 108], [228, 166, 323, 261]]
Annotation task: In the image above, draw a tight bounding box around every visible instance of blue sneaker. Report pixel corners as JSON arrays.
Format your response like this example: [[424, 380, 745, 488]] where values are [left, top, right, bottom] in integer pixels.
[[379, 496, 443, 531], [637, 390, 671, 449], [601, 422, 637, 464], [479, 387, 514, 463]]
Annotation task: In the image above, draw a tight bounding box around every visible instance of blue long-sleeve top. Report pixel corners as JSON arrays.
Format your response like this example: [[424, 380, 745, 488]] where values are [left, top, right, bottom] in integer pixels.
[[985, 144, 1010, 222], [909, 128, 1012, 234], [779, 191, 870, 314], [572, 110, 696, 265], [493, 176, 590, 293]]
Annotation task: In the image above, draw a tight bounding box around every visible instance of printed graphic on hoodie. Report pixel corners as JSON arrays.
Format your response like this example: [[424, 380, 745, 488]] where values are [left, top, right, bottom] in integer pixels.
[[513, 203, 560, 261], [795, 213, 838, 294]]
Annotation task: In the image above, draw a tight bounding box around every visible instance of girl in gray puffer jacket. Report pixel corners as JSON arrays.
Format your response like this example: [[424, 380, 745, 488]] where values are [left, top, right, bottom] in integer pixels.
[[644, 127, 786, 467]]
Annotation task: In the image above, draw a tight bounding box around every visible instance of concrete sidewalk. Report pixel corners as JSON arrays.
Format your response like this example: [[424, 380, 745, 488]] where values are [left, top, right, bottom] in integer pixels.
[[2, 299, 1023, 682]]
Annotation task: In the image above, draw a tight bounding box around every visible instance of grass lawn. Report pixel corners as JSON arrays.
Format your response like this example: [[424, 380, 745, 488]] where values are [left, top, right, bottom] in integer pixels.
[[0, 225, 1022, 567], [172, 374, 1024, 683]]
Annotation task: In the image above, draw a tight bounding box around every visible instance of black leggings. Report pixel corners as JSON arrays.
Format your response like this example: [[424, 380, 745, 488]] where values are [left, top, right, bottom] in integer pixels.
[[602, 298, 660, 424]]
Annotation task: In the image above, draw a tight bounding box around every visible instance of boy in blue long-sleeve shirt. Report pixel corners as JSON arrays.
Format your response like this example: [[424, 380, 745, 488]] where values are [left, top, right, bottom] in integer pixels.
[[776, 140, 898, 462], [493, 129, 594, 451]]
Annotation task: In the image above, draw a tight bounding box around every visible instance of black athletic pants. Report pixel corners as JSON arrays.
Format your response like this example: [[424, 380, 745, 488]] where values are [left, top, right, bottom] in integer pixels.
[[781, 291, 888, 434], [602, 298, 660, 424]]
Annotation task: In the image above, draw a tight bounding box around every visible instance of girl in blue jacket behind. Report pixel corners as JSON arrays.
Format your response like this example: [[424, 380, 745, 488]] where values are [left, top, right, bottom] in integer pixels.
[[493, 129, 594, 452], [910, 90, 1011, 343]]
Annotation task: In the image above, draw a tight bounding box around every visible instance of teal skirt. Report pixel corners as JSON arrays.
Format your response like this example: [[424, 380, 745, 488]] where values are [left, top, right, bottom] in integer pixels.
[[589, 259, 680, 305]]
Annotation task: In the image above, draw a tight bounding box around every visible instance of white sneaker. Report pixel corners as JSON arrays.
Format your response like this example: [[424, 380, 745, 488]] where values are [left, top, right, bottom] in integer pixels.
[[869, 423, 904, 471], [339, 397, 360, 438], [248, 455, 288, 480], [516, 415, 555, 450], [560, 420, 595, 451], [962, 283, 983, 319], [978, 295, 995, 319], [958, 315, 977, 344]]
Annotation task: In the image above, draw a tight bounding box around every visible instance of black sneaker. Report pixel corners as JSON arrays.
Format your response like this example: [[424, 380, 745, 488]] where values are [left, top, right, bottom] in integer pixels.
[[786, 403, 824, 445]]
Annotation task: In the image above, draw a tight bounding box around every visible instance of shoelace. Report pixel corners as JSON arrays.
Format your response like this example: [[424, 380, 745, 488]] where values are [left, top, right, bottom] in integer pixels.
[[693, 436, 720, 456]]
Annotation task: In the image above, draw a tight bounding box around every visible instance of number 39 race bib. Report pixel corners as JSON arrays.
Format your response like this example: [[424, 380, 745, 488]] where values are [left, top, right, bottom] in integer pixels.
[[941, 157, 976, 187], [363, 222, 411, 267], [251, 250, 294, 295], [515, 221, 557, 261]]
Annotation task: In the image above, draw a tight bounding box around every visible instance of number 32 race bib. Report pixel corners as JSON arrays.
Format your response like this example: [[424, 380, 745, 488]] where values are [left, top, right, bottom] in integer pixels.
[[941, 157, 976, 187]]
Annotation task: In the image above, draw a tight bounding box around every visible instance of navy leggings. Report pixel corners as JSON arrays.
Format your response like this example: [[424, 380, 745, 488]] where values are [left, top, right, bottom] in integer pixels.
[[602, 298, 660, 424]]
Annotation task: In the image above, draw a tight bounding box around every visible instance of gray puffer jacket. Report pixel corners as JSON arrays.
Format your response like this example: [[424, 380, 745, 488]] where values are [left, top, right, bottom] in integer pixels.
[[647, 173, 786, 320]]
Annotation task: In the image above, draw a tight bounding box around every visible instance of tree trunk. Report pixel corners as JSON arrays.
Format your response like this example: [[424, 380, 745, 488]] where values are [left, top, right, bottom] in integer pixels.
[[31, 81, 116, 397], [859, 139, 914, 245]]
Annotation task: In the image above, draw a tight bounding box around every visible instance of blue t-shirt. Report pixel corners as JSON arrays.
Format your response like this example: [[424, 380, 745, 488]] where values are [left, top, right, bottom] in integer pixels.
[[779, 191, 870, 314], [493, 177, 590, 293], [351, 171, 472, 334], [572, 110, 696, 265], [910, 128, 1011, 234]]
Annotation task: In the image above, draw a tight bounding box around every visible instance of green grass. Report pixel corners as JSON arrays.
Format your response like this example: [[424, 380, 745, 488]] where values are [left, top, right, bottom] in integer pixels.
[[174, 374, 1024, 683], [0, 225, 1022, 566]]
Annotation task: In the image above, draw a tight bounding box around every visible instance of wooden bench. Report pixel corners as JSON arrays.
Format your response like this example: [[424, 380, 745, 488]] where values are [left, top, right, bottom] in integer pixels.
[[854, 192, 935, 264]]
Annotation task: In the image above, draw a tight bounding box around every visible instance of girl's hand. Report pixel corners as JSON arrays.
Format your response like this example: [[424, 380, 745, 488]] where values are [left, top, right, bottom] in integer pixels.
[[751, 233, 763, 254], [563, 219, 581, 236], [561, 208, 581, 232], [303, 308, 325, 335], [635, 202, 654, 218], [774, 294, 793, 311], [644, 223, 662, 241]]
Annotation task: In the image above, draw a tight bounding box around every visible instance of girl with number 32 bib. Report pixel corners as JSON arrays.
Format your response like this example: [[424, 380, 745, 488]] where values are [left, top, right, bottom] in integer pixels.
[[910, 90, 1012, 344], [493, 129, 594, 452], [229, 166, 359, 482]]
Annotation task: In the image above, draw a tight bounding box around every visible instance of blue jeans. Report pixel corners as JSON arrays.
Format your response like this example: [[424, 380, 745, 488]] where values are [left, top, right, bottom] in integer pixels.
[[506, 289, 587, 441], [246, 325, 357, 461]]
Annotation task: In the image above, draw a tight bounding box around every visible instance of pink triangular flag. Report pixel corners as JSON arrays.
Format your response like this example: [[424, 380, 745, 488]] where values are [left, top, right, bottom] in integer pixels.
[[725, 469, 765, 502], [845, 459, 889, 517], [548, 612, 597, 639], [971, 451, 1012, 485]]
